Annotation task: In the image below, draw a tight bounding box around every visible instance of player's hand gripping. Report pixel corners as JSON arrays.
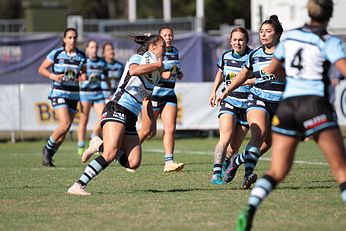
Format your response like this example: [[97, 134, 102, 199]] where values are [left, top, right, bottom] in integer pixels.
[[215, 90, 229, 106], [49, 73, 64, 83], [208, 92, 217, 107]]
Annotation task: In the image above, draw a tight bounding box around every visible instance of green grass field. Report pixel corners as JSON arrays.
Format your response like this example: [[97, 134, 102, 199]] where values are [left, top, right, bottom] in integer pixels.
[[0, 137, 345, 231]]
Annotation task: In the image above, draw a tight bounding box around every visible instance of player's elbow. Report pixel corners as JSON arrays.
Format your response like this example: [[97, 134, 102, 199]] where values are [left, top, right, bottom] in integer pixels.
[[37, 66, 45, 75]]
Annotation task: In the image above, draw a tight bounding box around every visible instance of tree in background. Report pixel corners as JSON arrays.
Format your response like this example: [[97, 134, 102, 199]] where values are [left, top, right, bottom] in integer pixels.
[[204, 0, 251, 30], [136, 0, 251, 30], [67, 0, 127, 19], [0, 0, 251, 30], [0, 0, 22, 18]]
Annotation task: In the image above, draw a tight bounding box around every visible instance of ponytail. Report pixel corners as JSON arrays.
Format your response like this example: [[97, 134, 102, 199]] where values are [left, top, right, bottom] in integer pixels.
[[129, 33, 164, 55]]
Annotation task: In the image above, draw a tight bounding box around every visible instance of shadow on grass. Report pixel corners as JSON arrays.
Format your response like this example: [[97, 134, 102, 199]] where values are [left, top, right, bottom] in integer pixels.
[[277, 185, 336, 190], [140, 162, 210, 167], [145, 188, 210, 193], [0, 185, 58, 190], [135, 186, 244, 193]]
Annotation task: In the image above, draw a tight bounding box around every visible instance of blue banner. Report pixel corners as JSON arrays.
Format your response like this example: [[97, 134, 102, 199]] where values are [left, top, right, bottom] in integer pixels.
[[2, 31, 319, 84], [0, 34, 60, 84], [85, 32, 225, 82]]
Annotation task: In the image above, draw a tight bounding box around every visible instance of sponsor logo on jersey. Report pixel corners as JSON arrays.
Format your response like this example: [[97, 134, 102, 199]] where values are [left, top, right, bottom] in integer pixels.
[[170, 65, 178, 75], [64, 69, 77, 81]]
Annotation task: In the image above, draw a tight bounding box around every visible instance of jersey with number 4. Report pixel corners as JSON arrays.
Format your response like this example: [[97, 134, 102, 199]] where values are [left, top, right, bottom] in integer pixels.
[[274, 24, 346, 99]]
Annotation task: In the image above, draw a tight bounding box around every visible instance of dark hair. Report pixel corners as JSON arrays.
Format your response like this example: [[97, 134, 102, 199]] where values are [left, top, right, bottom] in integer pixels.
[[130, 34, 164, 55], [62, 27, 77, 47], [261, 15, 283, 38], [102, 41, 114, 55], [159, 26, 174, 35], [307, 0, 333, 22], [86, 40, 98, 48], [230, 27, 249, 43]]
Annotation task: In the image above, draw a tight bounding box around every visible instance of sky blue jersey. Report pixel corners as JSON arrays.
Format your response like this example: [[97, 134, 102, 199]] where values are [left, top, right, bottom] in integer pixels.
[[106, 59, 125, 94], [246, 46, 285, 102], [113, 54, 161, 116], [47, 47, 86, 100], [80, 57, 108, 101], [152, 46, 181, 97], [218, 46, 252, 108], [274, 24, 346, 100]]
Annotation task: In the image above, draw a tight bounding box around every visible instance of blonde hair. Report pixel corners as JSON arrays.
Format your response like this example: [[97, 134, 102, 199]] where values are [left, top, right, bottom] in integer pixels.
[[307, 0, 333, 22]]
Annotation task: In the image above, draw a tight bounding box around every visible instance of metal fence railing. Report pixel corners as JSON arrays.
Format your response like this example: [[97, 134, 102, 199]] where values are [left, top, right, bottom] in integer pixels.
[[0, 19, 26, 33], [0, 17, 195, 35], [83, 17, 196, 35]]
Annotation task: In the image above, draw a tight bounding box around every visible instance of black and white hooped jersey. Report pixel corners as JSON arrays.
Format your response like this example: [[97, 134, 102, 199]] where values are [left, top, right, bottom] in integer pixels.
[[218, 47, 252, 108], [47, 47, 86, 100], [274, 24, 346, 99], [113, 54, 160, 116], [152, 46, 180, 97], [80, 57, 108, 101], [246, 46, 285, 103], [106, 59, 125, 94]]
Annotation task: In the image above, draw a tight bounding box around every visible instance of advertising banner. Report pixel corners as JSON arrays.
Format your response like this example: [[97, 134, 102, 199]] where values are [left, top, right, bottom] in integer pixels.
[[2, 83, 218, 131], [0, 34, 60, 84], [19, 84, 98, 131], [0, 85, 20, 130], [334, 80, 346, 125], [0, 32, 226, 84], [2, 83, 346, 132]]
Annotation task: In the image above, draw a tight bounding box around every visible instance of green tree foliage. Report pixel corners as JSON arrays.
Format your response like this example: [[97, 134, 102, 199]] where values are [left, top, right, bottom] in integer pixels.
[[0, 0, 22, 18], [0, 0, 251, 30], [137, 0, 163, 18], [136, 0, 250, 30], [204, 0, 251, 30], [66, 0, 127, 19]]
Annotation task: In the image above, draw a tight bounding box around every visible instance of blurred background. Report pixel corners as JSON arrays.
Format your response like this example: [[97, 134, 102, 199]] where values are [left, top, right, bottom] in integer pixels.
[[1, 0, 346, 142]]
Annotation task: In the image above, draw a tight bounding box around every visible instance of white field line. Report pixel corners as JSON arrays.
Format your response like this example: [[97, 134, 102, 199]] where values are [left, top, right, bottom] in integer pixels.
[[25, 147, 328, 166], [144, 148, 328, 166]]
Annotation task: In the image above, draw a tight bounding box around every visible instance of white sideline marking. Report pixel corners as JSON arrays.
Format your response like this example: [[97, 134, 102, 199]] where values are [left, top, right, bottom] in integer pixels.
[[144, 148, 328, 166], [33, 168, 66, 171], [28, 147, 328, 166]]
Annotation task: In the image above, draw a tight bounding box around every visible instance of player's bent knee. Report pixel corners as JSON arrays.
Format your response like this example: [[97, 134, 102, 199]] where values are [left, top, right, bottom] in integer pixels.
[[128, 162, 141, 170], [103, 149, 118, 163]]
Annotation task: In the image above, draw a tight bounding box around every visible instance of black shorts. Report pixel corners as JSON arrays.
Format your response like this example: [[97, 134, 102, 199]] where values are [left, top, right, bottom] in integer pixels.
[[150, 94, 177, 111], [219, 101, 248, 127], [100, 100, 138, 135], [247, 94, 279, 119], [50, 97, 78, 113], [272, 95, 339, 139]]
